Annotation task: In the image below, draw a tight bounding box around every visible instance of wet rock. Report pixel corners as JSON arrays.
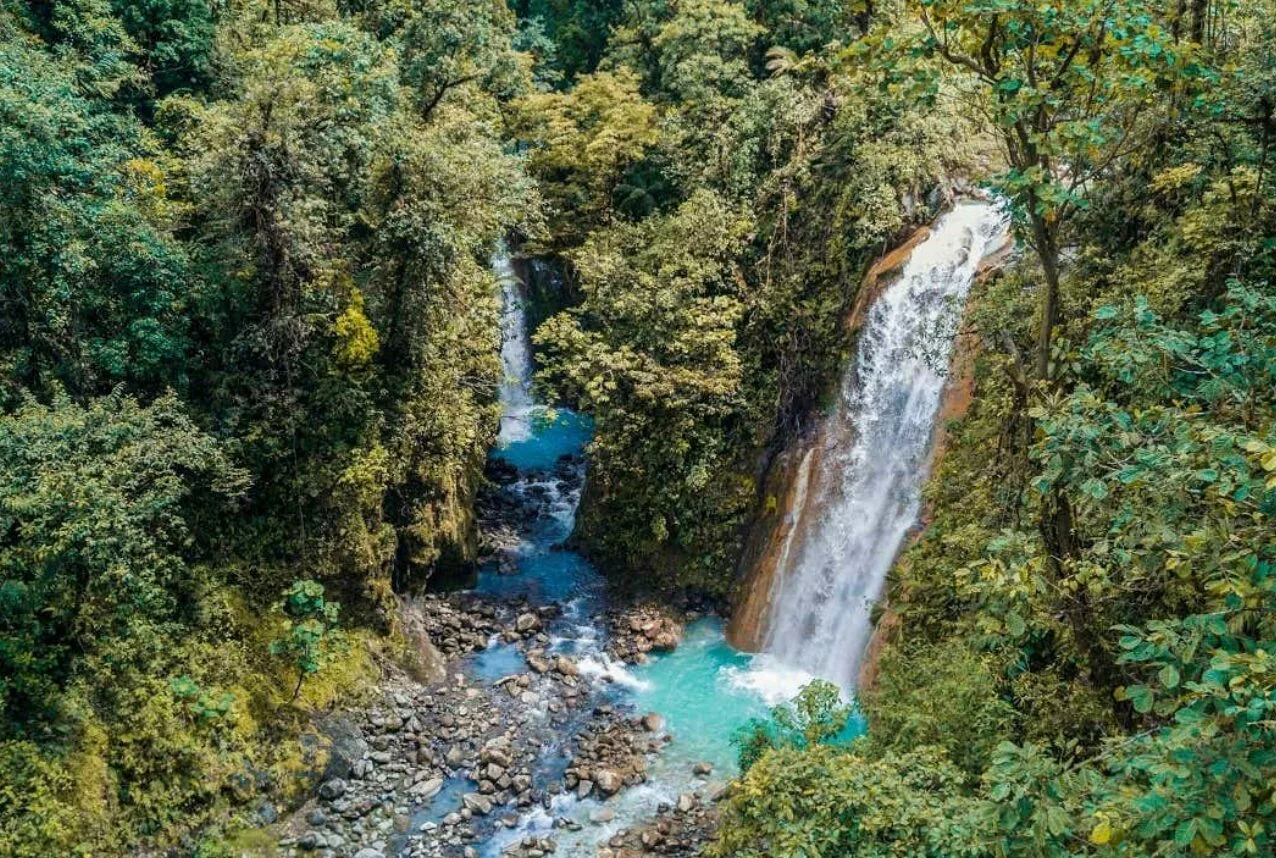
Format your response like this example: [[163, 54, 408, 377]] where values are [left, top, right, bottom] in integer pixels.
[[576, 779, 594, 800], [554, 656, 579, 677], [641, 713, 664, 732], [594, 769, 623, 795], [677, 793, 697, 813], [515, 613, 541, 633], [692, 762, 713, 776], [410, 776, 443, 799], [589, 808, 615, 824], [482, 745, 512, 768], [609, 606, 684, 664], [462, 793, 493, 816], [353, 849, 386, 858]]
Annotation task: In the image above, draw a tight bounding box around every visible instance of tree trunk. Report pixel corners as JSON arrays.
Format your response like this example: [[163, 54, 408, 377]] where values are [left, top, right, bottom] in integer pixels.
[[1028, 211, 1062, 381], [1190, 0, 1208, 44]]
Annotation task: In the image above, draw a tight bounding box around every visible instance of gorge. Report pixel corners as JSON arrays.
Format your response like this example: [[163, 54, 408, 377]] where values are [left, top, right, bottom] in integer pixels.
[[364, 199, 1011, 857], [5, 3, 1271, 856]]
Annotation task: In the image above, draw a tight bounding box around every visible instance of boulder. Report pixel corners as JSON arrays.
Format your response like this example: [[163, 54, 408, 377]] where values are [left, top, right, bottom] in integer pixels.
[[594, 769, 623, 796], [318, 778, 348, 801], [410, 777, 444, 799]]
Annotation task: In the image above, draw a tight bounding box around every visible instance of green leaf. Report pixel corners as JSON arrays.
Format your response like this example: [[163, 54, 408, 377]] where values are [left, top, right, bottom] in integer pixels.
[[1126, 685, 1154, 713]]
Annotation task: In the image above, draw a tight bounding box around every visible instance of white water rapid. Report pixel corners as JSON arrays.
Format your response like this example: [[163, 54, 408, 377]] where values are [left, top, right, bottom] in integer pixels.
[[495, 248, 536, 444], [755, 201, 1008, 693]]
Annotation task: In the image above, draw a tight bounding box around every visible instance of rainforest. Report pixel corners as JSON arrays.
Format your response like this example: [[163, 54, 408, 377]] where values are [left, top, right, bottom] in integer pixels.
[[1, 0, 1274, 856]]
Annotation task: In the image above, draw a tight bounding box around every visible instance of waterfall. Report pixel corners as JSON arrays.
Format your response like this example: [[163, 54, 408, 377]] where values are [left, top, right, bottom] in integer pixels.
[[759, 201, 1008, 692], [494, 248, 535, 444]]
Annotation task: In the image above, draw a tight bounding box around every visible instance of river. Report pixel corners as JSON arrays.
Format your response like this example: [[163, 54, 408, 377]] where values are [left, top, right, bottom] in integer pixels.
[[456, 206, 1005, 855]]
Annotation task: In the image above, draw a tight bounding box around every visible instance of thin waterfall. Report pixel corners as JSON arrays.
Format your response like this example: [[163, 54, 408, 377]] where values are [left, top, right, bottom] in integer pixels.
[[759, 201, 1008, 692], [494, 247, 535, 444]]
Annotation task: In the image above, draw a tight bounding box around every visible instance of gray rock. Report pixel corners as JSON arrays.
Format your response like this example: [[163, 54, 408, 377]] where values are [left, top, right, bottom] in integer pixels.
[[318, 778, 348, 801], [515, 613, 540, 633], [318, 715, 370, 781], [576, 780, 594, 800], [462, 792, 493, 815], [410, 777, 443, 799], [692, 761, 714, 776], [353, 850, 386, 858], [677, 793, 697, 813]]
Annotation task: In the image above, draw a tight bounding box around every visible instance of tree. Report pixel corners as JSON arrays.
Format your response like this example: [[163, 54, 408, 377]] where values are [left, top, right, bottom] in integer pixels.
[[0, 392, 242, 736], [909, 0, 1194, 379], [733, 679, 853, 771], [270, 580, 345, 699], [396, 0, 528, 118], [0, 11, 191, 404], [110, 0, 217, 95], [712, 744, 988, 858], [510, 68, 660, 248], [534, 190, 752, 589]]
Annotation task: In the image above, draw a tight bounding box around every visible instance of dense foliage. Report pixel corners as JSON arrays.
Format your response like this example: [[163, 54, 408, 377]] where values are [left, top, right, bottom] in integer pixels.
[[717, 1, 1276, 856], [3, 0, 1274, 854], [1, 0, 532, 852], [523, 0, 975, 593]]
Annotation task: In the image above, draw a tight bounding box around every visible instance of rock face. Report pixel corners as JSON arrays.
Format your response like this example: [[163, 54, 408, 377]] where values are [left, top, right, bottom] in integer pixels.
[[726, 439, 822, 651], [400, 600, 449, 685], [726, 225, 936, 653], [727, 212, 1011, 655]]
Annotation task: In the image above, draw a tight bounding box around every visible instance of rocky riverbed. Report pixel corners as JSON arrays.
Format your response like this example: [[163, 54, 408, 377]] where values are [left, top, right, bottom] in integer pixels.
[[266, 589, 728, 858]]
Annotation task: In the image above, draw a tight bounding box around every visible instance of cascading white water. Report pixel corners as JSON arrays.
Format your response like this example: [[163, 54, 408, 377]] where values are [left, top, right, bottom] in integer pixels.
[[495, 248, 536, 443], [758, 201, 1008, 693]]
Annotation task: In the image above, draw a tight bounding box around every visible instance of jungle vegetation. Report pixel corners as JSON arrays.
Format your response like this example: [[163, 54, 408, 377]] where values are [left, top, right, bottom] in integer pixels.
[[0, 0, 1273, 856]]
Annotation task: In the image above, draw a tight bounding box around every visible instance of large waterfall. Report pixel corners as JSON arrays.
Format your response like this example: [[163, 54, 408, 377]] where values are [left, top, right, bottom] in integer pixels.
[[758, 201, 1007, 692], [495, 248, 535, 444]]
